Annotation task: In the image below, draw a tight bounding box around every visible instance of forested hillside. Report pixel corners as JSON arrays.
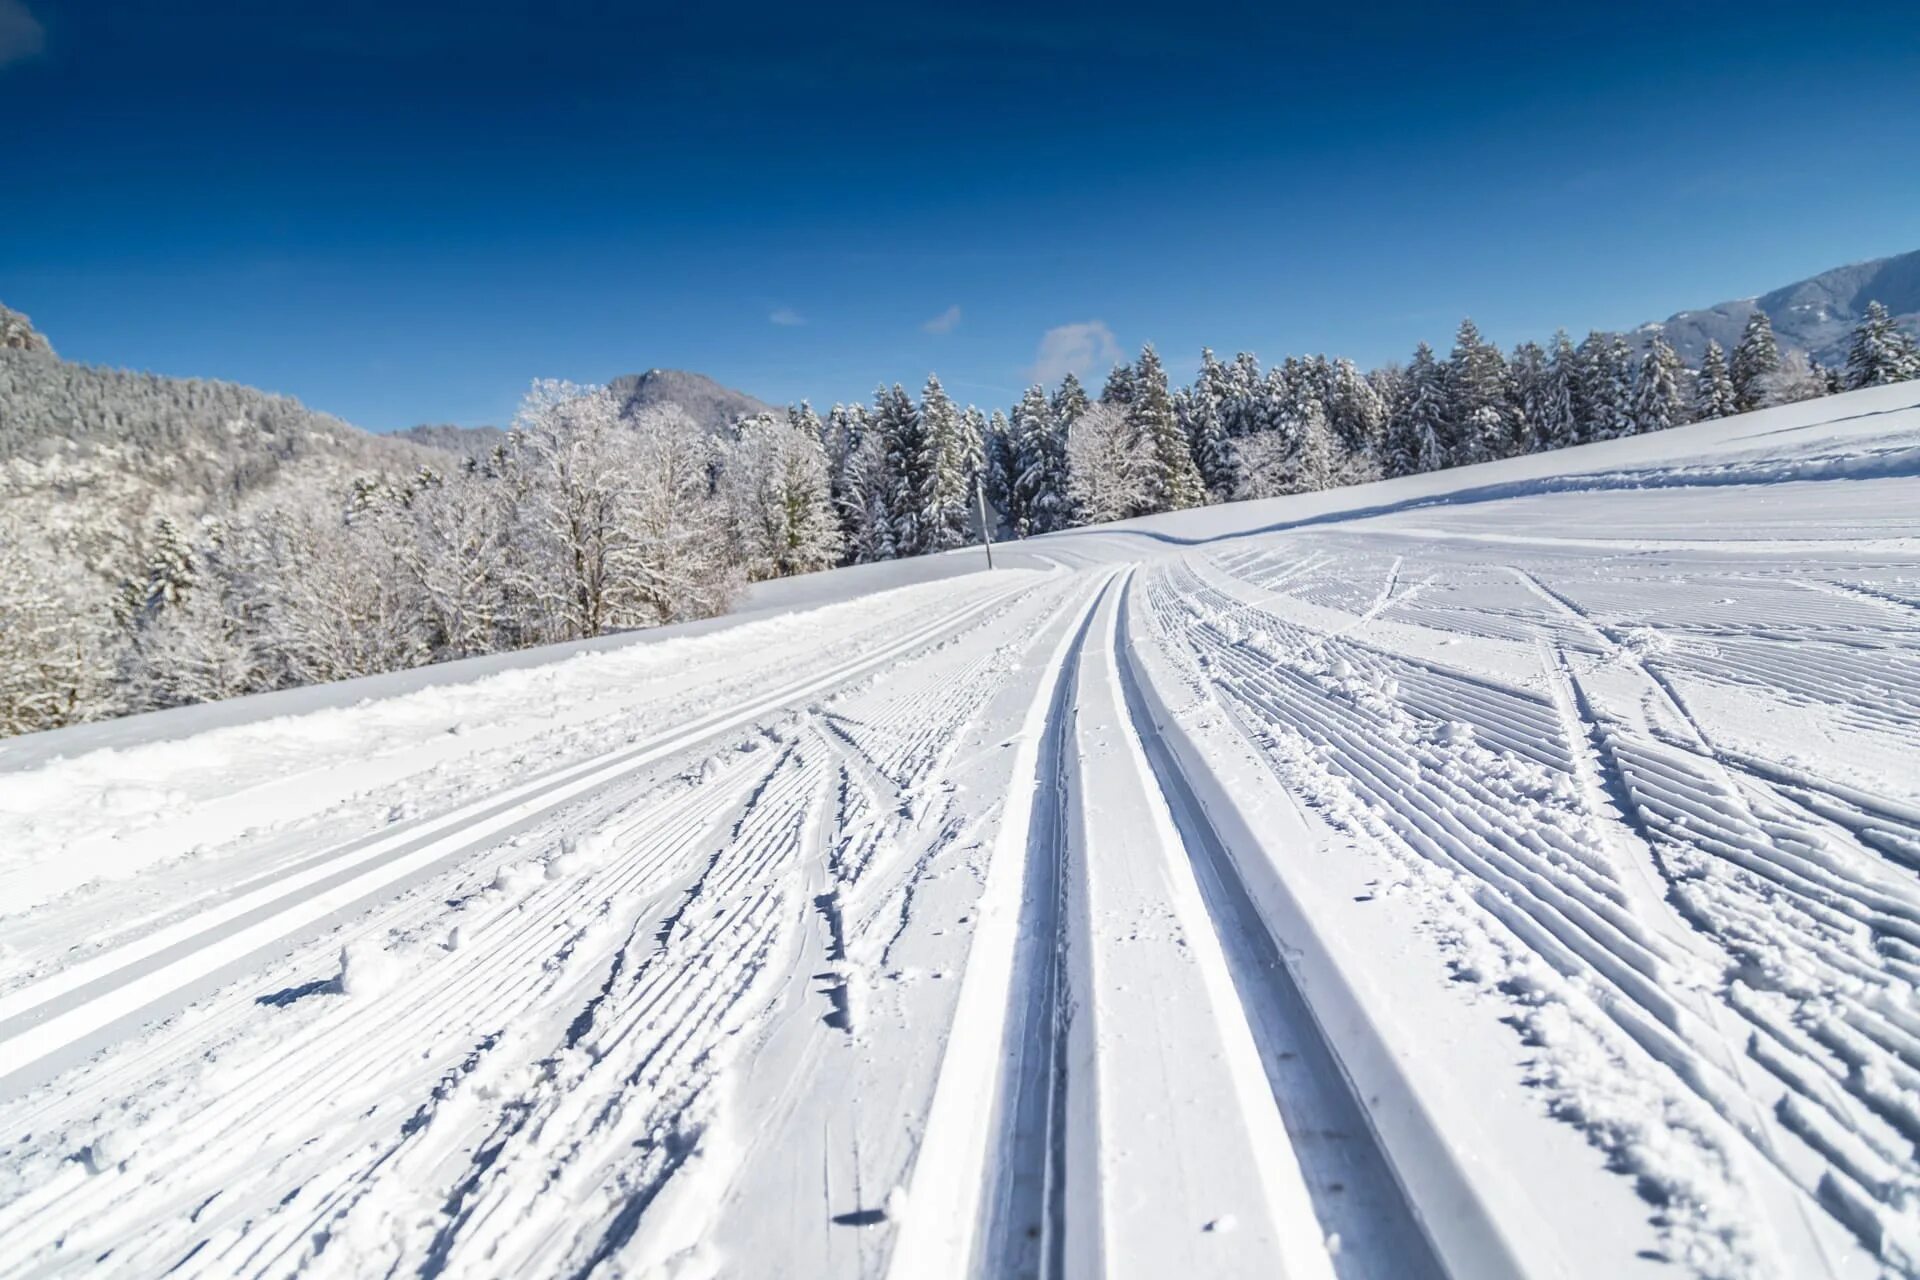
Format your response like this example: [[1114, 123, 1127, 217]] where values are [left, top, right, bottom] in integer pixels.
[[3, 285, 1916, 741]]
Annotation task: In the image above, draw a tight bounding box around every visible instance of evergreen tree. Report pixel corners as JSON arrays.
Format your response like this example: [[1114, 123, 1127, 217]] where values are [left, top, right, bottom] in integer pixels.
[[1101, 360, 1137, 407], [1383, 343, 1447, 478], [1327, 356, 1387, 458], [140, 517, 199, 613], [1508, 341, 1550, 455], [1574, 331, 1634, 440], [1445, 319, 1516, 464], [1693, 341, 1738, 421], [1012, 384, 1072, 534], [1224, 352, 1263, 436], [1845, 300, 1920, 389], [1731, 308, 1780, 412], [1631, 337, 1688, 434], [1183, 380, 1237, 498], [980, 409, 1017, 534], [1052, 371, 1092, 426], [1128, 345, 1205, 514], [874, 383, 930, 555], [917, 376, 976, 553]]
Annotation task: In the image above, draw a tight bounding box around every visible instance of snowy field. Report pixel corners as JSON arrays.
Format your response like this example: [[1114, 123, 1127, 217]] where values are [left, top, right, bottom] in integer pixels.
[[2, 383, 1918, 1279]]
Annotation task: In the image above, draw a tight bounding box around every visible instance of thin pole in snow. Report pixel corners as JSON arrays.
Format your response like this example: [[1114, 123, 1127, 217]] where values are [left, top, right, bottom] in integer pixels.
[[975, 476, 995, 570]]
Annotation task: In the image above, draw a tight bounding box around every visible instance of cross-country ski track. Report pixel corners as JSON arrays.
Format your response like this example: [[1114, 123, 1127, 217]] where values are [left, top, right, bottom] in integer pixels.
[[3, 383, 1919, 1278]]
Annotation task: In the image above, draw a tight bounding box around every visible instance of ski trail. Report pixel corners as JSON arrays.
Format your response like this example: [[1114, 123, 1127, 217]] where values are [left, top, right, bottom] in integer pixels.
[[885, 571, 1114, 1280], [1114, 577, 1443, 1280], [0, 580, 1028, 1091]]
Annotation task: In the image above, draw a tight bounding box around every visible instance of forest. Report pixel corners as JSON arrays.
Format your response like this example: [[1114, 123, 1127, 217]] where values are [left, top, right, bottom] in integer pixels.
[[2, 300, 1915, 739]]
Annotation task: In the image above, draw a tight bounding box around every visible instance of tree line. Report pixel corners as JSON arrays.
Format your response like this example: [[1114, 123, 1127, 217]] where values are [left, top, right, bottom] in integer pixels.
[[1, 301, 1914, 738]]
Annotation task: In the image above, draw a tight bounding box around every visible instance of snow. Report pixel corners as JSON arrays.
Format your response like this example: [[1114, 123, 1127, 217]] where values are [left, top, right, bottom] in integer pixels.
[[1, 383, 1918, 1278]]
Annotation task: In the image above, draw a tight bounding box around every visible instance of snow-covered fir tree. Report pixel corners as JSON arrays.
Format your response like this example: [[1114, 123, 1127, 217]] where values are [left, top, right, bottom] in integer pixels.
[[1445, 319, 1518, 464], [1383, 342, 1447, 478], [1731, 308, 1781, 412], [1101, 360, 1137, 408], [874, 383, 931, 556], [1013, 384, 1072, 534], [1052, 371, 1092, 426], [724, 411, 843, 580], [1127, 345, 1206, 514], [1693, 340, 1738, 421], [1631, 337, 1689, 434], [1326, 355, 1387, 459], [1181, 379, 1237, 498], [918, 375, 978, 553], [1845, 300, 1920, 389]]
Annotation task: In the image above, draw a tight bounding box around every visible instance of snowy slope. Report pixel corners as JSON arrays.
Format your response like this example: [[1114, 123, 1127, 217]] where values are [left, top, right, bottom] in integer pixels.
[[1, 383, 1917, 1279]]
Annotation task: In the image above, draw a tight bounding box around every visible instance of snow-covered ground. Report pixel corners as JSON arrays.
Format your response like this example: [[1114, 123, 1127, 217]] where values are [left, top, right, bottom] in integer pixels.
[[2, 383, 1917, 1279]]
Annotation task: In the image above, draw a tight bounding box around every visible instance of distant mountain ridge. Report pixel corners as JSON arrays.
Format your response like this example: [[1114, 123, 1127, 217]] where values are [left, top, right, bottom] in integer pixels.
[[1631, 248, 1920, 367], [605, 368, 777, 435]]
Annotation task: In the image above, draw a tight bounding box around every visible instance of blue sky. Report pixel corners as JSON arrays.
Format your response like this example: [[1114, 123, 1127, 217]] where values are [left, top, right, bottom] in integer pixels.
[[2, 1, 1916, 430]]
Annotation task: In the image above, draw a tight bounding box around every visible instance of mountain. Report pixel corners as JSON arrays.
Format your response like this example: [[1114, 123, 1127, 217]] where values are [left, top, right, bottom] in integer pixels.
[[1, 302, 55, 356], [606, 368, 777, 435], [1, 337, 443, 582], [1632, 248, 1920, 367], [391, 422, 509, 457]]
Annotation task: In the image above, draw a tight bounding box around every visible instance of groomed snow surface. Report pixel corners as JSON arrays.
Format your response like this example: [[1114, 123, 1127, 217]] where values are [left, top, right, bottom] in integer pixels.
[[3, 383, 1918, 1279]]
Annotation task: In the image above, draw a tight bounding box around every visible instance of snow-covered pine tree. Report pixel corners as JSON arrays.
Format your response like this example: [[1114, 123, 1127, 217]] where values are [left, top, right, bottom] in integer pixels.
[[875, 383, 931, 556], [1631, 336, 1688, 434], [1693, 340, 1737, 421], [724, 410, 843, 579], [1101, 360, 1138, 407], [1731, 308, 1781, 412], [1223, 352, 1263, 436], [1128, 344, 1206, 514], [1182, 379, 1237, 498], [1845, 300, 1920, 389], [918, 375, 977, 553], [1382, 342, 1447, 478], [1052, 371, 1092, 426], [1013, 384, 1072, 534], [980, 408, 1018, 534], [1573, 331, 1634, 440], [839, 426, 898, 563], [1327, 356, 1387, 460], [139, 516, 199, 614], [1444, 319, 1519, 464], [1508, 341, 1550, 455]]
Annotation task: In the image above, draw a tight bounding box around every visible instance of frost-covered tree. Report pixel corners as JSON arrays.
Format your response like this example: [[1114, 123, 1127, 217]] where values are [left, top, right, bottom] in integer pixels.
[[919, 376, 979, 553], [1128, 345, 1205, 514], [0, 513, 116, 735], [1445, 319, 1518, 464], [1383, 342, 1447, 478], [1012, 384, 1072, 534], [1631, 336, 1689, 434], [1575, 331, 1635, 440], [1693, 340, 1738, 421], [839, 425, 898, 564], [873, 383, 931, 556], [1530, 331, 1580, 451], [1731, 308, 1781, 412], [1326, 355, 1387, 459], [1065, 403, 1145, 525], [1756, 350, 1828, 407], [1052, 371, 1091, 426], [1182, 379, 1237, 498], [980, 408, 1018, 535], [1845, 300, 1920, 389], [1101, 360, 1137, 407], [725, 411, 843, 579]]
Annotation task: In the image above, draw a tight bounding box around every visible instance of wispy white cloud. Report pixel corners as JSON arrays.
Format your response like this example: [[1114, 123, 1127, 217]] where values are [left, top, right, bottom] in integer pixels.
[[1026, 320, 1121, 385], [768, 306, 805, 327], [922, 304, 963, 335], [0, 0, 45, 68]]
